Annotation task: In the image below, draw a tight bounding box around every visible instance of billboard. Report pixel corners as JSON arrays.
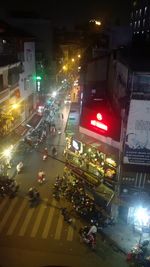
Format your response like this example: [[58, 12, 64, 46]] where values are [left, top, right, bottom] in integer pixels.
[[124, 100, 150, 165]]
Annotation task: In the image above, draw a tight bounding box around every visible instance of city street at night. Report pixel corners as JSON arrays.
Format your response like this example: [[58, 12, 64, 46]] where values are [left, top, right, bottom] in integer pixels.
[[1, 1, 150, 267], [0, 102, 128, 267]]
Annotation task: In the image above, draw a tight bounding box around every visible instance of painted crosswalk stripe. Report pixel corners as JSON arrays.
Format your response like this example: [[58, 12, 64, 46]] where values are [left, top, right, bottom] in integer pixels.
[[54, 213, 63, 240], [0, 197, 18, 233], [42, 199, 56, 239], [19, 208, 35, 236], [6, 198, 27, 236], [0, 198, 9, 215], [30, 204, 46, 238], [66, 219, 75, 241]]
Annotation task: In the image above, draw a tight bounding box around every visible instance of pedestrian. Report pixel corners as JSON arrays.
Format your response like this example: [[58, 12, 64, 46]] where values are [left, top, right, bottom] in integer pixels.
[[62, 113, 64, 119]]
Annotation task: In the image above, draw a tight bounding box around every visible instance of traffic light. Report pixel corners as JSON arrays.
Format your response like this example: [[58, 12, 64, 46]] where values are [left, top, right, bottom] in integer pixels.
[[36, 76, 42, 80]]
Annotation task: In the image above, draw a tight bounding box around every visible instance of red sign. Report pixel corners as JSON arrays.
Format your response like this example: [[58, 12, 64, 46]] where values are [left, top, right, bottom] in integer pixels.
[[91, 120, 108, 131], [90, 112, 108, 131]]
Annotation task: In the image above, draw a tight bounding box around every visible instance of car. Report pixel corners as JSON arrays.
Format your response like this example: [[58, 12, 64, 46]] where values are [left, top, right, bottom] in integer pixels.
[[64, 95, 71, 104]]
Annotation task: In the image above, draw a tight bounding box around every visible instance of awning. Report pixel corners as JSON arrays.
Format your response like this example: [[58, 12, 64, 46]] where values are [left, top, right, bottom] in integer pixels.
[[72, 132, 119, 161]]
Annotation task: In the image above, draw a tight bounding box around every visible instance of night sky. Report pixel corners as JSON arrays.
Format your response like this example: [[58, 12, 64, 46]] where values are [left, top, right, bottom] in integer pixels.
[[0, 0, 131, 27]]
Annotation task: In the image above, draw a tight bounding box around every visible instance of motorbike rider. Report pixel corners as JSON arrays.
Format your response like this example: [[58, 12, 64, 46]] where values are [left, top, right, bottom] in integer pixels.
[[86, 223, 97, 247], [16, 161, 23, 174], [87, 223, 98, 236], [52, 146, 57, 156], [43, 147, 48, 160], [28, 187, 39, 200], [38, 170, 45, 183]]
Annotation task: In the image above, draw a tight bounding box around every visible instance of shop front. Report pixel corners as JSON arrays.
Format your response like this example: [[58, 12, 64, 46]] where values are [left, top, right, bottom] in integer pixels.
[[65, 135, 118, 188]]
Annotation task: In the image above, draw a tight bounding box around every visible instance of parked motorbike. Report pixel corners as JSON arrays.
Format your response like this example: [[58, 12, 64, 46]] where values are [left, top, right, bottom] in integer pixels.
[[127, 240, 149, 264], [61, 208, 72, 223], [53, 192, 60, 201], [0, 177, 19, 197]]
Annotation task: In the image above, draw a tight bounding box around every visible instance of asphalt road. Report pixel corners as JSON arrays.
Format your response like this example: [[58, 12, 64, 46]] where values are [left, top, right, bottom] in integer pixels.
[[0, 102, 128, 267]]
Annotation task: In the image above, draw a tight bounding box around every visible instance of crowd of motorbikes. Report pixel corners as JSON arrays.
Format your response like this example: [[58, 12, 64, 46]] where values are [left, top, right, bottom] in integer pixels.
[[52, 175, 115, 249], [0, 176, 19, 197]]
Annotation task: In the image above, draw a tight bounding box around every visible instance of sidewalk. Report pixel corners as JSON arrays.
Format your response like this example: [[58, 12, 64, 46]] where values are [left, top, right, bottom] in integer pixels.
[[102, 219, 150, 254], [0, 113, 43, 178]]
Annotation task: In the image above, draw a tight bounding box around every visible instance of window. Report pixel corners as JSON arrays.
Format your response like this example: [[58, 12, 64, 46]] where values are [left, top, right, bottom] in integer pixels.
[[139, 9, 142, 16], [134, 21, 137, 28], [138, 20, 140, 27], [24, 77, 30, 91], [8, 67, 19, 87], [133, 74, 150, 93]]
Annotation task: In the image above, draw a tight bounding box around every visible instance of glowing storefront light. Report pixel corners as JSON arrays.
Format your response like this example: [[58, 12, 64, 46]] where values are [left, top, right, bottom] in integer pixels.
[[134, 207, 149, 226], [91, 120, 108, 131], [96, 113, 102, 121]]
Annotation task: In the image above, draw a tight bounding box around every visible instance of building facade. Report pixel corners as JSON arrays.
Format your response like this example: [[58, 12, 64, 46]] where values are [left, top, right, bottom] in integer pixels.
[[0, 22, 36, 136], [130, 0, 150, 41]]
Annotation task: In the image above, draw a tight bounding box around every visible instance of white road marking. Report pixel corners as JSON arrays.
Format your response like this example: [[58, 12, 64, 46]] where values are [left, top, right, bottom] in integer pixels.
[[67, 219, 75, 241], [54, 213, 63, 240], [6, 198, 27, 235], [19, 208, 35, 236], [42, 199, 56, 239], [30, 204, 46, 238], [0, 198, 9, 215], [0, 197, 18, 233]]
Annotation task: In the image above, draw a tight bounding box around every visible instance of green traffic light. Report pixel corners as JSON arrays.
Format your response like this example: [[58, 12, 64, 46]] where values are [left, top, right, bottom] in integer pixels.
[[36, 76, 42, 80]]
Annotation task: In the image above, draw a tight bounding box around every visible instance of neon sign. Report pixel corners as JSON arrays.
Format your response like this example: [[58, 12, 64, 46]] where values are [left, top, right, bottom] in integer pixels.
[[90, 113, 108, 131]]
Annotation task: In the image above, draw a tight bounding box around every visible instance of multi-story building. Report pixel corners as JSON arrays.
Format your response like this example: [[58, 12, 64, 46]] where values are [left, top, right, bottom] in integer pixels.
[[7, 14, 54, 96], [0, 21, 36, 136], [130, 0, 150, 41], [108, 46, 150, 222]]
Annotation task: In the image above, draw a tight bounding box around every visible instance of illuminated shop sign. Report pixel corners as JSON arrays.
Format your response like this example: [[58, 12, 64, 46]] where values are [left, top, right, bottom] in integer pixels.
[[90, 113, 108, 131], [72, 139, 83, 153]]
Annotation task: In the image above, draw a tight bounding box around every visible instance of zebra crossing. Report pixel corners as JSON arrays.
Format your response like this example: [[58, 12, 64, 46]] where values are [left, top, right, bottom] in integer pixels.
[[0, 196, 76, 242]]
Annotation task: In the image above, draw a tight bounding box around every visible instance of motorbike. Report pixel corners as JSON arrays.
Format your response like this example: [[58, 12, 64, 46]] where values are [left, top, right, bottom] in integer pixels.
[[53, 191, 60, 201], [52, 147, 57, 156], [0, 177, 19, 197], [61, 208, 72, 223], [43, 154, 48, 161], [79, 226, 96, 249], [127, 240, 149, 264], [28, 188, 40, 202], [16, 162, 23, 174], [37, 171, 45, 184]]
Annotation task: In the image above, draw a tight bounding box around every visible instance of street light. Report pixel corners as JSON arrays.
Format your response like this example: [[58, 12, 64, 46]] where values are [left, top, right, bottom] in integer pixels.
[[2, 145, 13, 158], [63, 65, 67, 71], [78, 54, 81, 58], [95, 20, 101, 26], [71, 58, 75, 62], [52, 91, 57, 98], [12, 103, 19, 110]]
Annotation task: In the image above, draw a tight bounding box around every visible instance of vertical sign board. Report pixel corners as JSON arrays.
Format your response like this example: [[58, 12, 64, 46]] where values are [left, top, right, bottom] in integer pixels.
[[123, 100, 150, 165]]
